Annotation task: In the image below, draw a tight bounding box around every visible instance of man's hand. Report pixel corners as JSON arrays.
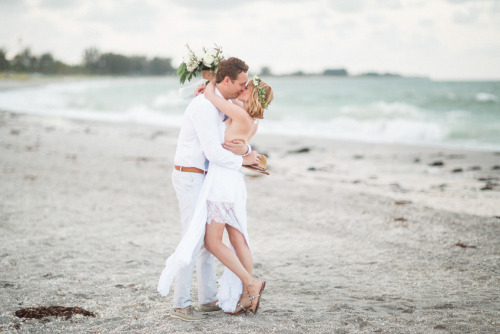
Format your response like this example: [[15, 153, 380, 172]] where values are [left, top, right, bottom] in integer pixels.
[[242, 151, 260, 166], [194, 85, 206, 96], [223, 139, 248, 155]]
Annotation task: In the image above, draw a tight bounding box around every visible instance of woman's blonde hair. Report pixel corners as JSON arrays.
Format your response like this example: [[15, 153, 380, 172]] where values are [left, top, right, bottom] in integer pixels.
[[246, 79, 273, 119]]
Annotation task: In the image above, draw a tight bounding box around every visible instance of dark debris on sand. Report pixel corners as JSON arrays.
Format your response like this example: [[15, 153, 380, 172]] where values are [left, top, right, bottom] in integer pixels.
[[287, 147, 310, 154], [14, 306, 96, 320], [455, 242, 477, 249], [428, 161, 444, 167], [395, 200, 413, 205]]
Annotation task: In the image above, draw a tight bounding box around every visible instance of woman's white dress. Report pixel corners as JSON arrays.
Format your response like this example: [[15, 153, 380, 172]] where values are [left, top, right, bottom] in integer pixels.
[[157, 121, 250, 313]]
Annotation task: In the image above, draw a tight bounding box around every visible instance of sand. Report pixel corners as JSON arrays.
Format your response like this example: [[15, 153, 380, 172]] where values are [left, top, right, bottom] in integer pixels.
[[1, 109, 499, 333]]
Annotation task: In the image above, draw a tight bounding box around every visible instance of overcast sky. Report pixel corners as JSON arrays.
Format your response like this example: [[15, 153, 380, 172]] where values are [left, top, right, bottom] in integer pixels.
[[1, 0, 499, 80]]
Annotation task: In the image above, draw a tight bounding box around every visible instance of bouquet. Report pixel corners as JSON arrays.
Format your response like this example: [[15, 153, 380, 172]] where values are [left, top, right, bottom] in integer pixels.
[[177, 44, 224, 84]]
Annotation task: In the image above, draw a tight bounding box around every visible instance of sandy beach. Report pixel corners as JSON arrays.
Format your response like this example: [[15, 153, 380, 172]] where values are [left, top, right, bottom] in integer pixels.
[[1, 109, 499, 333]]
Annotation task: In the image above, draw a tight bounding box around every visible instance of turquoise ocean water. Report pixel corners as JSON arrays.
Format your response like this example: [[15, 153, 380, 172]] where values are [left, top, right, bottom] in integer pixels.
[[0, 76, 499, 150]]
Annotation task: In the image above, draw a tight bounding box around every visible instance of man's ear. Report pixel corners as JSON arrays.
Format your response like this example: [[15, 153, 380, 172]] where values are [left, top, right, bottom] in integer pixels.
[[222, 76, 231, 85]]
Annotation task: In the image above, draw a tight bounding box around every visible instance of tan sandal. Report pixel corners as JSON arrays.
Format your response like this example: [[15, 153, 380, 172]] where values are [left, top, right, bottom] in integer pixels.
[[226, 292, 250, 316], [247, 279, 266, 314]]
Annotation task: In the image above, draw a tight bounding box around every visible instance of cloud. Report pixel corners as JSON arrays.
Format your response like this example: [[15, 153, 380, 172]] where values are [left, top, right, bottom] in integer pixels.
[[0, 0, 27, 9], [38, 0, 83, 9], [175, 0, 246, 10], [175, 0, 305, 11], [79, 1, 162, 32], [445, 0, 491, 3], [327, 0, 365, 13], [325, 0, 403, 13], [372, 0, 402, 9], [1, 0, 500, 78], [453, 8, 482, 23], [0, 0, 26, 5]]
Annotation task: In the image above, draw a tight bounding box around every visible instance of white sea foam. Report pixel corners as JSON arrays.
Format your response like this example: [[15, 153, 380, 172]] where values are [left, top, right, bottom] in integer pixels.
[[0, 78, 187, 127], [339, 101, 424, 119], [260, 117, 447, 146], [475, 92, 498, 102]]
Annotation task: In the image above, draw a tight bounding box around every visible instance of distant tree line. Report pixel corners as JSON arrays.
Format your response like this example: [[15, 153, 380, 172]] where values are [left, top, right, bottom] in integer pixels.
[[0, 47, 175, 76], [323, 68, 349, 76], [0, 47, 406, 78], [0, 48, 80, 74], [290, 68, 403, 78], [82, 47, 175, 75]]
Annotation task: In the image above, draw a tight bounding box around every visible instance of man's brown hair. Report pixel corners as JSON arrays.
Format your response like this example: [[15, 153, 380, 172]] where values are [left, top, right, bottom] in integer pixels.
[[215, 57, 249, 83]]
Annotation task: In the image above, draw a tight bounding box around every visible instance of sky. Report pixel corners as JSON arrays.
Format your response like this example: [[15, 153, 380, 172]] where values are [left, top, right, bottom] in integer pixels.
[[1, 0, 500, 80]]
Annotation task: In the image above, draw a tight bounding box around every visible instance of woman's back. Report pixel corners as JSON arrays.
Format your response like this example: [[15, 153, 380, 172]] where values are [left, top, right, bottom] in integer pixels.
[[224, 107, 258, 144]]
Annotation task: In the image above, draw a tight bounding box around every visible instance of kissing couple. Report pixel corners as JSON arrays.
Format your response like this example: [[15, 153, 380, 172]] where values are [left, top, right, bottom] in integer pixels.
[[157, 52, 274, 321]]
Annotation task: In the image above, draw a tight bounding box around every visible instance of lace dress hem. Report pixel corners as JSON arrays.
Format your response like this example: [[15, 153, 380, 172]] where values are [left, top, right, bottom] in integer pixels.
[[206, 200, 243, 232]]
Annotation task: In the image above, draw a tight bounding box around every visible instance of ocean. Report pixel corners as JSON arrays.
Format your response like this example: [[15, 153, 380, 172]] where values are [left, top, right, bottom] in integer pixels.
[[0, 76, 499, 151]]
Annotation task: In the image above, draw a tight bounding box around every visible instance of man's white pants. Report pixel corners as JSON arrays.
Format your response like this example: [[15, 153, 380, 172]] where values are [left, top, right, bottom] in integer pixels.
[[171, 170, 217, 308]]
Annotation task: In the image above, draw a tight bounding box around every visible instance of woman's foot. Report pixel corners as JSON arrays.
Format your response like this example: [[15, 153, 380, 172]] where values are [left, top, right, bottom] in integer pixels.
[[246, 279, 266, 314], [226, 293, 251, 315]]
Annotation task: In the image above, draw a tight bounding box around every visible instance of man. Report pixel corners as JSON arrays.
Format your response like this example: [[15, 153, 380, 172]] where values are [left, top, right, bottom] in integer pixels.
[[169, 57, 259, 321]]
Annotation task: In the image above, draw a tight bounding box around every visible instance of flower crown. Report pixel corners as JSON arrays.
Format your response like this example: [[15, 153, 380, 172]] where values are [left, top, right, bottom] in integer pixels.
[[177, 44, 224, 84], [252, 75, 269, 109]]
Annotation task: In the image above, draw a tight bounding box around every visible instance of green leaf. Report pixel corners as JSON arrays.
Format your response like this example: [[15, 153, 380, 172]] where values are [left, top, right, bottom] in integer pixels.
[[177, 62, 186, 76], [180, 72, 188, 84]]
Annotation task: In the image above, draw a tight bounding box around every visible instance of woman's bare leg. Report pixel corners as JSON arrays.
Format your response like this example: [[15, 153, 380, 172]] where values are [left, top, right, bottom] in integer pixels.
[[226, 225, 253, 276], [204, 220, 252, 287]]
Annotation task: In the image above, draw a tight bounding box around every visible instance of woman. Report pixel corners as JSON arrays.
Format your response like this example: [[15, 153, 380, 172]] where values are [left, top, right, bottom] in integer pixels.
[[202, 76, 273, 314]]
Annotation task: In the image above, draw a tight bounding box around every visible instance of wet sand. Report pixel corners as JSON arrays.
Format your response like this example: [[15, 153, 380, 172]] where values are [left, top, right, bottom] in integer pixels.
[[1, 110, 499, 333]]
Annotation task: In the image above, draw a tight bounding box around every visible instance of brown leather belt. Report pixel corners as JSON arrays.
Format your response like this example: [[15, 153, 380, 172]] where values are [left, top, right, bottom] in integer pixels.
[[174, 165, 207, 174]]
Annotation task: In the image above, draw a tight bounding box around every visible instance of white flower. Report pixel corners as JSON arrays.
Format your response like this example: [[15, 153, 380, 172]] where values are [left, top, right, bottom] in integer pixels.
[[206, 48, 217, 57], [194, 49, 205, 61], [203, 53, 215, 67], [253, 76, 259, 86], [186, 60, 198, 72]]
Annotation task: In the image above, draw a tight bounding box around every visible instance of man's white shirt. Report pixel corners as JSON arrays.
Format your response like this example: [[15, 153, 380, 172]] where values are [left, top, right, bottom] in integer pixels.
[[174, 88, 242, 171]]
